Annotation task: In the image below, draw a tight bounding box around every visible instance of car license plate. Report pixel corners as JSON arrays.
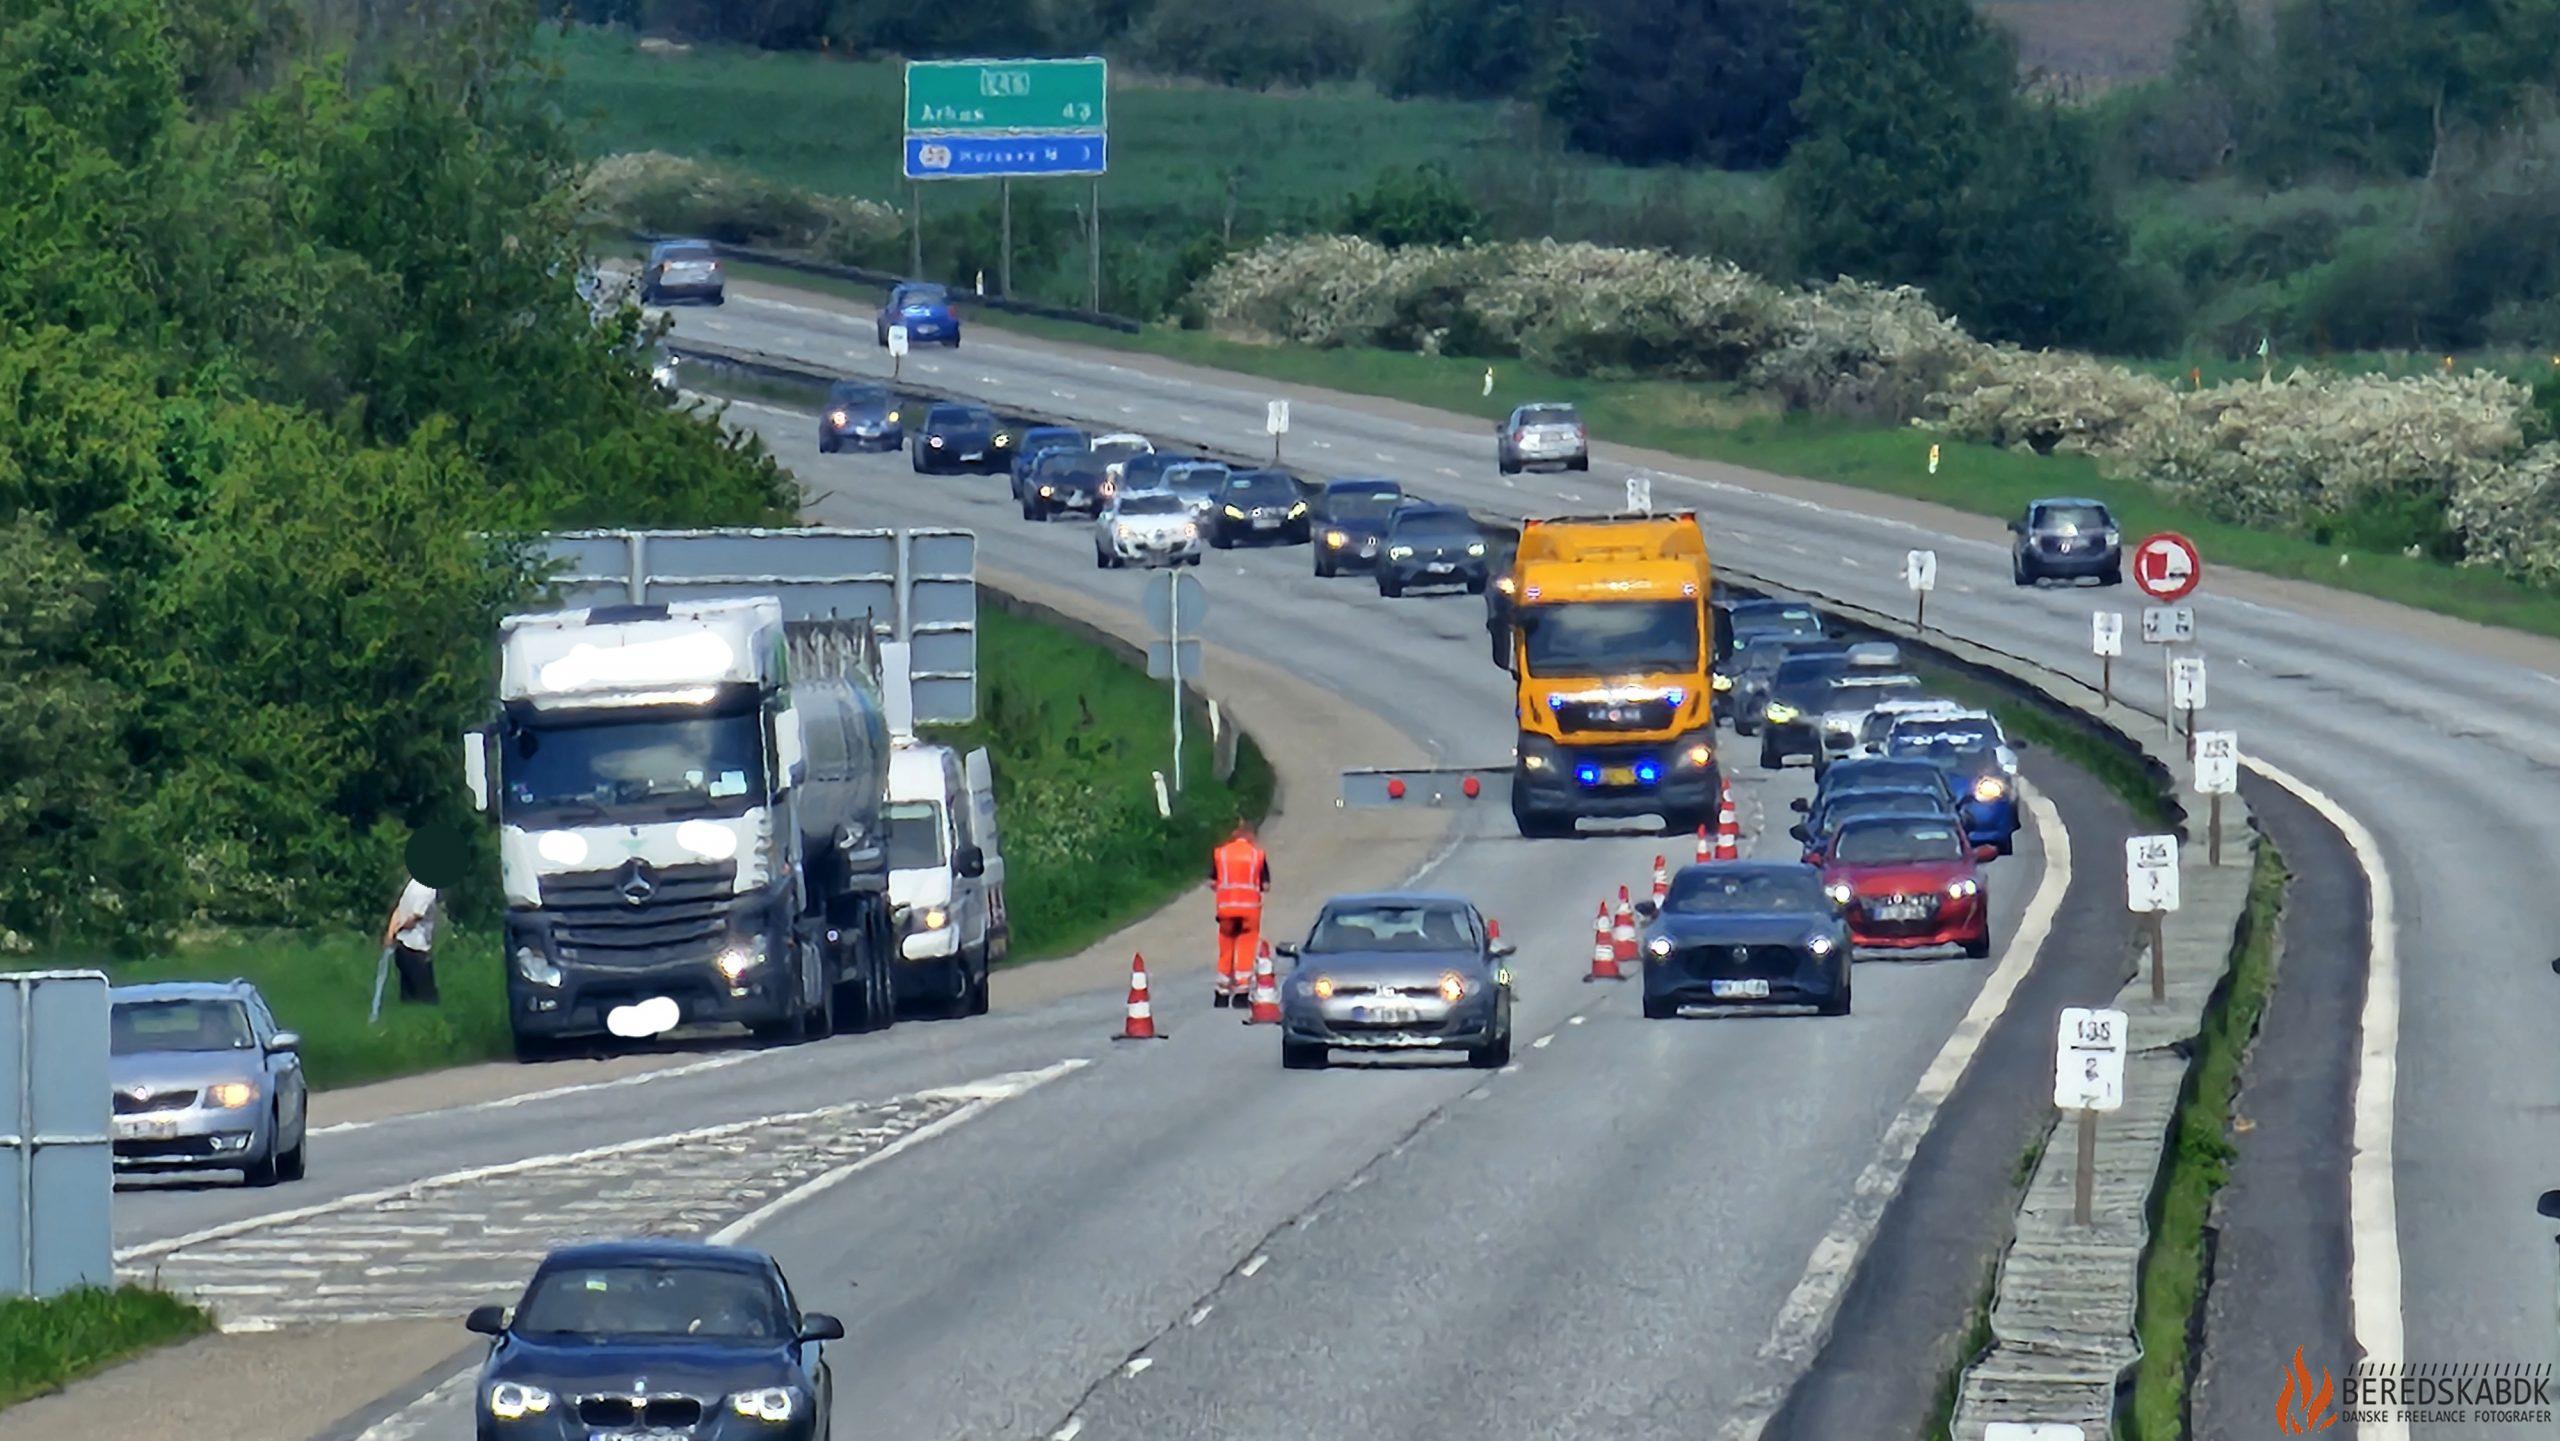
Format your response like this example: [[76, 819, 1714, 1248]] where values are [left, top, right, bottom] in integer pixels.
[[960, 450, 984, 461], [1253, 516, 1279, 530], [1710, 979, 1771, 1000], [115, 1116, 181, 1141], [1426, 562, 1453, 574], [1355, 1004, 1422, 1025], [1600, 766, 1637, 786], [1873, 902, 1926, 921], [589, 1431, 691, 1441]]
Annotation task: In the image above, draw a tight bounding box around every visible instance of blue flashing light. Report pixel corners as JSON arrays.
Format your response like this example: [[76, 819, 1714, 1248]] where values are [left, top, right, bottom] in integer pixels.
[[1575, 763, 1602, 786], [1634, 760, 1662, 785]]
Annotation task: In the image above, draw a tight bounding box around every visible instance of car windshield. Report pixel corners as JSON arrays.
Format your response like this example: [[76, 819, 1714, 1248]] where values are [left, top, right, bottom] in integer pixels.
[[1308, 903, 1475, 952], [659, 245, 713, 263], [1731, 604, 1822, 638], [1819, 794, 1947, 830], [1825, 763, 1947, 797], [2035, 503, 2109, 531], [1037, 453, 1089, 478], [502, 710, 767, 821], [1518, 406, 1578, 427], [1522, 599, 1701, 675], [884, 801, 945, 871], [1325, 486, 1401, 520], [1224, 475, 1295, 503], [1024, 429, 1082, 451], [1092, 438, 1151, 463], [1892, 718, 2002, 752], [1833, 819, 1966, 865], [1664, 870, 1828, 914], [897, 287, 948, 308], [1119, 492, 1188, 517], [112, 999, 256, 1055], [513, 1262, 789, 1341], [1165, 465, 1227, 497], [1394, 513, 1478, 541], [930, 407, 991, 430], [827, 384, 886, 406], [1824, 677, 1921, 706]]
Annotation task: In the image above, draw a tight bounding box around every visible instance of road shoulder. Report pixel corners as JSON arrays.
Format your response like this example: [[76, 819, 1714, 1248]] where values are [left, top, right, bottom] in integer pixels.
[[0, 1321, 455, 1441]]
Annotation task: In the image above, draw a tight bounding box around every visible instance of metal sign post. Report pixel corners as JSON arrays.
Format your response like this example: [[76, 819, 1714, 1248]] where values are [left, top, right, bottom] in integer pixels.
[[1143, 571, 1208, 795], [2125, 835, 2181, 1001], [2141, 603, 2194, 740], [887, 324, 909, 380], [2171, 655, 2207, 755], [2194, 730, 2238, 865], [1905, 549, 1937, 632], [1266, 400, 1289, 465], [1625, 475, 1653, 515], [2092, 611, 2122, 704], [2056, 1007, 2128, 1227]]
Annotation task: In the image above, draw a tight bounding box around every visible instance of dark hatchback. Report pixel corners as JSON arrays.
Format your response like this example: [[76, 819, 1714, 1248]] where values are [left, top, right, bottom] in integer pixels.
[[467, 1240, 840, 1441], [1310, 478, 1405, 577], [816, 381, 901, 454], [1758, 656, 1884, 767], [1793, 787, 1961, 863], [1376, 503, 1489, 597], [910, 403, 1005, 475], [640, 239, 724, 306], [1715, 598, 1826, 661], [1729, 637, 1850, 737], [1023, 449, 1106, 519], [1008, 426, 1087, 496], [2010, 496, 2122, 586], [1634, 862, 1853, 1017], [1205, 468, 1310, 547]]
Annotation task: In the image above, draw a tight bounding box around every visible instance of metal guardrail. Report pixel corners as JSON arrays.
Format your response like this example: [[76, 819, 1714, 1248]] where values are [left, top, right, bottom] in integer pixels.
[[630, 232, 1144, 333]]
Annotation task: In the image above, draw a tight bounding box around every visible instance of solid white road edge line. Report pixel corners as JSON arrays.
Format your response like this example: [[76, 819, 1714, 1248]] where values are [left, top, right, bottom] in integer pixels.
[[121, 1061, 1085, 1266], [348, 1060, 1083, 1441], [1713, 783, 2071, 1441], [2243, 753, 2406, 1441]]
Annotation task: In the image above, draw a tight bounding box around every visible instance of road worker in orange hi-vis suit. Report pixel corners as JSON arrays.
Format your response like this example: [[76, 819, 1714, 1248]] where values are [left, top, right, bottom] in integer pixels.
[[1209, 819, 1271, 1007]]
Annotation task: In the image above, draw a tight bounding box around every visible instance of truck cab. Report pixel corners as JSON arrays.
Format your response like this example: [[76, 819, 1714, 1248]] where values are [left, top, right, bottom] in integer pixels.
[[885, 741, 1006, 1017]]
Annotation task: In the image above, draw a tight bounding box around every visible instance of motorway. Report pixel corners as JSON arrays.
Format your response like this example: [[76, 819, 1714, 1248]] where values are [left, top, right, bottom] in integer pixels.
[[661, 281, 2560, 1426], [100, 298, 2090, 1440]]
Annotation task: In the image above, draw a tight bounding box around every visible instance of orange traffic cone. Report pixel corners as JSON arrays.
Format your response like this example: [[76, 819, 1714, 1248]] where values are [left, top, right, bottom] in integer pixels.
[[1117, 954, 1161, 1040], [1695, 824, 1712, 866], [1651, 854, 1670, 905], [1612, 887, 1638, 968], [1714, 781, 1741, 861], [1243, 943, 1281, 1024], [1585, 901, 1623, 982]]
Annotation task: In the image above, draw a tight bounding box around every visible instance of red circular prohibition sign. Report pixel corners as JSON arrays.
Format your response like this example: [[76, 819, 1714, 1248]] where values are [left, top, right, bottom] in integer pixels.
[[2131, 532, 2203, 602]]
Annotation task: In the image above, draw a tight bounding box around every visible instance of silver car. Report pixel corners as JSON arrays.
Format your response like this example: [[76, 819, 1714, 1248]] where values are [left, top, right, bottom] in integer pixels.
[[1094, 488, 1204, 569], [1275, 893, 1515, 1070], [110, 980, 308, 1187], [1497, 402, 1589, 474]]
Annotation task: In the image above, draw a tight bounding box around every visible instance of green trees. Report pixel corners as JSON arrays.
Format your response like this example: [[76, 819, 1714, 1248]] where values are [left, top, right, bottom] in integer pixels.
[[1537, 0, 1805, 168], [0, 0, 790, 950]]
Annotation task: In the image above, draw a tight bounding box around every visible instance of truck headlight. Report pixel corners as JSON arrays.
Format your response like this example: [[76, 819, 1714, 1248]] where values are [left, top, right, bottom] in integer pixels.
[[535, 830, 588, 866], [730, 1388, 798, 1423], [676, 819, 738, 861], [1495, 576, 1517, 595], [1468, 542, 1486, 556], [914, 906, 949, 931], [514, 946, 562, 987], [206, 1081, 257, 1109], [488, 1382, 553, 1420], [1676, 742, 1714, 768], [715, 942, 762, 981]]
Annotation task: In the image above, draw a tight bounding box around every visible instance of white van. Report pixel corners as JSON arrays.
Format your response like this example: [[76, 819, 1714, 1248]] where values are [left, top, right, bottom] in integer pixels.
[[886, 741, 1007, 1017]]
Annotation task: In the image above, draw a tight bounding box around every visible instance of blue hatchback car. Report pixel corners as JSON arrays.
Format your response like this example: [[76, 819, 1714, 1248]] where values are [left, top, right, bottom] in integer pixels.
[[877, 281, 960, 349]]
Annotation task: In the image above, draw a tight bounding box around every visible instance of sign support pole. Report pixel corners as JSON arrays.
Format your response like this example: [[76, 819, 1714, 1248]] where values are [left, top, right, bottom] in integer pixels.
[[2148, 912, 2167, 1002], [1089, 178, 1102, 313], [1169, 578, 1184, 795], [2209, 794, 2223, 867], [1915, 588, 1927, 634], [999, 179, 1013, 296], [2101, 654, 2112, 706], [2163, 649, 2175, 739], [910, 180, 922, 277], [2073, 1108, 2098, 1226]]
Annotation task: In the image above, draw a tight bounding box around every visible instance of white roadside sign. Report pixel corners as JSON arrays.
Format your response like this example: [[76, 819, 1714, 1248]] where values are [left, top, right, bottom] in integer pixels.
[[1987, 1426, 2088, 1441], [2092, 611, 2123, 657], [2171, 656, 2207, 710], [887, 324, 909, 357], [1904, 549, 1938, 592], [2194, 730, 2239, 794], [2141, 604, 2194, 644], [1626, 475, 1652, 514], [1266, 400, 1290, 435], [2054, 1007, 2127, 1113], [2125, 834, 2180, 913]]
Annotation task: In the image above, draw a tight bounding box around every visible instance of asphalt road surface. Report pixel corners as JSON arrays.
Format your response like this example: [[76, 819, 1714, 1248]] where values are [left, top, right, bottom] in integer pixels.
[[114, 336, 2083, 1441], [663, 280, 2560, 1427]]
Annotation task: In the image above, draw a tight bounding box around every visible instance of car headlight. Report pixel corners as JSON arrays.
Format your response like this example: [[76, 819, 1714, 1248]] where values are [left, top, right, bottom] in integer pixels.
[[1646, 936, 1672, 958], [1438, 971, 1468, 1003], [730, 1387, 799, 1423], [1289, 501, 1307, 517], [886, 409, 900, 423], [1179, 523, 1198, 539], [995, 434, 1012, 446], [1676, 741, 1714, 768], [1496, 576, 1517, 595], [535, 829, 588, 866], [513, 946, 562, 987], [1973, 776, 2008, 802], [1115, 523, 1137, 540], [1712, 673, 1733, 691], [1468, 542, 1486, 556], [1806, 933, 1837, 956], [1824, 881, 1853, 906], [1946, 878, 1980, 900], [1325, 531, 1346, 548], [1389, 545, 1415, 559], [1765, 702, 1800, 724], [828, 410, 849, 426], [206, 1081, 257, 1109], [919, 905, 949, 931], [1039, 485, 1054, 496], [1224, 504, 1246, 518], [487, 1382, 553, 1421], [1310, 974, 1335, 1000]]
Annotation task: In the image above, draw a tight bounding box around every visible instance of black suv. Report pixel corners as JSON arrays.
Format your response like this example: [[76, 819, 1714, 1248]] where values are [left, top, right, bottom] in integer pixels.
[[2009, 497, 2122, 585], [1205, 469, 1310, 547], [1376, 504, 1489, 597]]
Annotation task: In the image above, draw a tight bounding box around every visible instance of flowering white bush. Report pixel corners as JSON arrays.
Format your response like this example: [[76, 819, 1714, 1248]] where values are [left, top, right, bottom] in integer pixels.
[[2450, 442, 2560, 585], [1925, 347, 2177, 456], [1749, 279, 1989, 420], [578, 152, 901, 262]]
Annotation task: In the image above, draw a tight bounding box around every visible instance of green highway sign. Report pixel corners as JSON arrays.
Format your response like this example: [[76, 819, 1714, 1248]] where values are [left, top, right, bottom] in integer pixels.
[[905, 58, 1106, 135]]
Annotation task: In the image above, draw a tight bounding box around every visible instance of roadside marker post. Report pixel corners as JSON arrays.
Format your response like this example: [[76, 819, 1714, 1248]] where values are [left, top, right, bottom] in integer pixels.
[[2171, 655, 2207, 757], [1266, 400, 1289, 465], [887, 323, 909, 381], [2056, 1008, 2127, 1227], [1142, 572, 1209, 796], [1927, 442, 1940, 476], [2194, 731, 2238, 865], [2125, 835, 2180, 1002], [2091, 611, 2122, 705], [1904, 549, 1937, 632], [1625, 475, 1652, 515]]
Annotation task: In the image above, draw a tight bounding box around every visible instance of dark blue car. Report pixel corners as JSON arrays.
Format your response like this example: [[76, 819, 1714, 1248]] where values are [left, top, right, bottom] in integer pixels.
[[1009, 426, 1088, 498], [1791, 785, 1962, 862], [877, 281, 960, 349], [1310, 478, 1405, 577], [467, 1240, 840, 1441], [1633, 862, 1853, 1017], [1878, 716, 2022, 854]]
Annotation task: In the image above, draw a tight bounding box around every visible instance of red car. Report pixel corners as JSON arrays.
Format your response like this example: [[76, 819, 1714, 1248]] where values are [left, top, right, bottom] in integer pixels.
[[1818, 814, 1996, 958]]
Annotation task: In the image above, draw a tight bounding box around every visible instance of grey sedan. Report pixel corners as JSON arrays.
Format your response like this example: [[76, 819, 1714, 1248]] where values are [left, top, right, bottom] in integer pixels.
[[110, 979, 308, 1186], [1276, 893, 1515, 1069]]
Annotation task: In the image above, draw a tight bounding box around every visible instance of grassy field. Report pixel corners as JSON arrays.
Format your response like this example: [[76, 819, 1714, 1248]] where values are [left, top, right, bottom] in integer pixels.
[[59, 606, 1268, 1092], [2125, 839, 2285, 1440], [0, 1286, 211, 1409]]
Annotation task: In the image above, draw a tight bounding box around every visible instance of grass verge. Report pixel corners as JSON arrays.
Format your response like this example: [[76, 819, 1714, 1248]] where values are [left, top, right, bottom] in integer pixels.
[[60, 606, 1269, 1090], [2123, 839, 2287, 1440], [0, 1286, 213, 1409]]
